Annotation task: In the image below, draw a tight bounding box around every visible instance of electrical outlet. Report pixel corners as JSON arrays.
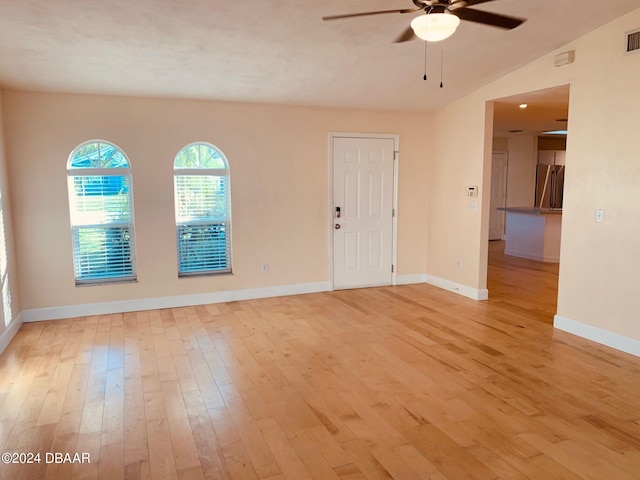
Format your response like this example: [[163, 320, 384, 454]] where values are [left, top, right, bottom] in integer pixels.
[[595, 209, 604, 223], [456, 260, 462, 269], [261, 262, 269, 273]]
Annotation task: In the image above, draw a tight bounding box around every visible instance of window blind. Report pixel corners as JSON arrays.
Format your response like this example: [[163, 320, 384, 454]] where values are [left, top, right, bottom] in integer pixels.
[[72, 225, 134, 281], [177, 223, 230, 274], [69, 175, 131, 225], [174, 143, 232, 276], [67, 141, 136, 285], [174, 175, 227, 222]]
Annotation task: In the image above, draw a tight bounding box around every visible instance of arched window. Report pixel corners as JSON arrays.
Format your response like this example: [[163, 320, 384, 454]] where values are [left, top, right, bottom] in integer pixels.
[[67, 140, 136, 284], [174, 143, 232, 276]]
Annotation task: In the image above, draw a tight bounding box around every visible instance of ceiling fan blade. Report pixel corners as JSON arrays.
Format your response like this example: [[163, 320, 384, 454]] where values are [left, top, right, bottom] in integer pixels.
[[322, 8, 418, 21], [453, 7, 525, 29], [462, 0, 500, 6], [394, 26, 416, 43], [446, 0, 498, 10]]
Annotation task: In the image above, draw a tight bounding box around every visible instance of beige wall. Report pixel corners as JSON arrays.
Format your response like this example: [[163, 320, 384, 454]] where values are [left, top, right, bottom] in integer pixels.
[[428, 8, 640, 341], [2, 93, 430, 311], [427, 95, 491, 290]]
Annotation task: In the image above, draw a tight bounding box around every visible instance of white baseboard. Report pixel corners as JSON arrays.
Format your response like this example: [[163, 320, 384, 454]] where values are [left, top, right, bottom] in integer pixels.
[[504, 249, 559, 263], [554, 315, 640, 357], [20, 274, 491, 324], [22, 282, 331, 323], [425, 274, 489, 301], [397, 273, 488, 301], [396, 274, 428, 285], [0, 313, 23, 355]]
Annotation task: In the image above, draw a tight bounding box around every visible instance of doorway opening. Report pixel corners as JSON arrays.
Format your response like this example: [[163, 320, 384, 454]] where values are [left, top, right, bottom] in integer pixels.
[[487, 85, 570, 322]]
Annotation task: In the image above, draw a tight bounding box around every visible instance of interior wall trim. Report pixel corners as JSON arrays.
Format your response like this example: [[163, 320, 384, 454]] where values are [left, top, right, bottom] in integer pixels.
[[425, 274, 489, 301], [0, 313, 23, 355], [21, 282, 331, 323], [554, 315, 640, 357], [19, 274, 490, 325]]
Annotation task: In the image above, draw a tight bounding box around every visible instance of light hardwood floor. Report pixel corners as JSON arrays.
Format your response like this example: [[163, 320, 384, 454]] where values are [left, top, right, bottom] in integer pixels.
[[1, 246, 639, 479], [487, 240, 560, 323]]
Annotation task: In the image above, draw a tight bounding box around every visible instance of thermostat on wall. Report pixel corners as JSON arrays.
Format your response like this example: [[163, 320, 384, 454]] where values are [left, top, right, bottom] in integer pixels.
[[467, 186, 478, 197]]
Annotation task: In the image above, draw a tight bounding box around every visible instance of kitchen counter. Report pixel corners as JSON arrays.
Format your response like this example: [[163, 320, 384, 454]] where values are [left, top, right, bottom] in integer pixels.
[[497, 207, 563, 215], [498, 207, 562, 263]]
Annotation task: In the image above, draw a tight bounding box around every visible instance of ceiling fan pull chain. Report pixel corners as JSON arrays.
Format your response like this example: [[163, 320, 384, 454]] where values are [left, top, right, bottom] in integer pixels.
[[423, 41, 428, 81], [440, 48, 445, 88]]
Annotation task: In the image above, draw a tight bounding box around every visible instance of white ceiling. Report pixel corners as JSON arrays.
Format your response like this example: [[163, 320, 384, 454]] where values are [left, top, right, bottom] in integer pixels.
[[0, 0, 638, 117]]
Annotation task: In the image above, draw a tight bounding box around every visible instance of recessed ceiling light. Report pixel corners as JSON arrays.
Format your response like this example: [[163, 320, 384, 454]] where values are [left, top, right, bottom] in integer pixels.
[[555, 118, 568, 122], [509, 129, 523, 133], [519, 103, 528, 109], [542, 130, 568, 135]]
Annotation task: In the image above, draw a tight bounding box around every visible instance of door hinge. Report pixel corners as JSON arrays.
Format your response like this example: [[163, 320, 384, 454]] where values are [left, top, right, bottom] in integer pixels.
[[391, 265, 395, 273], [394, 151, 399, 160], [392, 208, 396, 218]]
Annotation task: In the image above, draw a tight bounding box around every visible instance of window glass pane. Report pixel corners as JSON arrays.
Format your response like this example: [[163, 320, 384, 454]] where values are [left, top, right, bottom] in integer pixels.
[[69, 176, 131, 225], [174, 144, 226, 169], [175, 175, 227, 221], [174, 143, 232, 276], [73, 226, 134, 282], [177, 223, 230, 274], [67, 140, 136, 285], [70, 142, 130, 169]]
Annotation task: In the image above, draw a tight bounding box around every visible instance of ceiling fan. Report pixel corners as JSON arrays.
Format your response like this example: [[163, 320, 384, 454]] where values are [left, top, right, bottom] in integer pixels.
[[322, 0, 525, 43]]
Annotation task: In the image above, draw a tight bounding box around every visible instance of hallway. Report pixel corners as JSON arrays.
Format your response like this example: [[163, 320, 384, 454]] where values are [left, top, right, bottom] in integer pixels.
[[487, 240, 560, 323]]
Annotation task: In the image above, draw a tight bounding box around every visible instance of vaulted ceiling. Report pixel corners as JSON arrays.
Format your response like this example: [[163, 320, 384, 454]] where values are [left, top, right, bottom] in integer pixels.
[[0, 0, 637, 120]]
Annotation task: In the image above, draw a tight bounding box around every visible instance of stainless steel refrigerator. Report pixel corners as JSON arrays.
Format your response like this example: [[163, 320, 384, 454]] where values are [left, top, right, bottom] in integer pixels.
[[535, 164, 565, 209]]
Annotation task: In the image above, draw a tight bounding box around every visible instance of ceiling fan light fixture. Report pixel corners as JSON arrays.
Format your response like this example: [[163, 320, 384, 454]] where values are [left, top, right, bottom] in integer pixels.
[[411, 13, 461, 42]]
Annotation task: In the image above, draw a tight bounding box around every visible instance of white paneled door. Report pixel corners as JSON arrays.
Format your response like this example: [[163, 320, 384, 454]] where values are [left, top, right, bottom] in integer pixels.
[[332, 135, 396, 289]]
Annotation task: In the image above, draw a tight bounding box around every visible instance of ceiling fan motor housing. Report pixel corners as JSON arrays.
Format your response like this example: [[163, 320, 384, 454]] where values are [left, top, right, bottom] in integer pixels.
[[413, 0, 465, 12], [323, 0, 525, 43]]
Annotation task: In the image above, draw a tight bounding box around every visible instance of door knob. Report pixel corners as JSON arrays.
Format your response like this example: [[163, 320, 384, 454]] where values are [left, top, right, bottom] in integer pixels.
[[334, 224, 341, 229]]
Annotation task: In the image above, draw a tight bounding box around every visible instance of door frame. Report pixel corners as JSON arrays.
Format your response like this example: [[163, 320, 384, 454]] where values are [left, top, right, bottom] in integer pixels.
[[328, 132, 399, 290], [489, 150, 509, 240]]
